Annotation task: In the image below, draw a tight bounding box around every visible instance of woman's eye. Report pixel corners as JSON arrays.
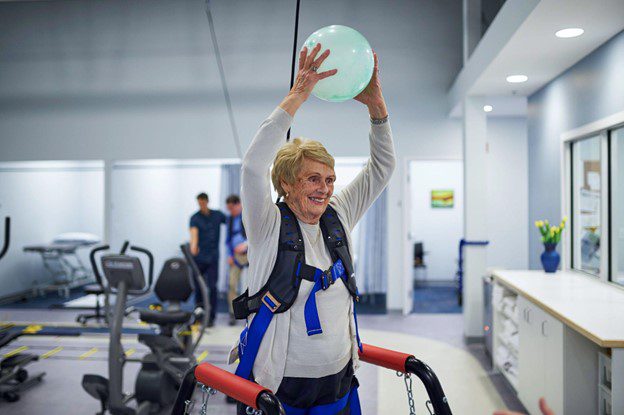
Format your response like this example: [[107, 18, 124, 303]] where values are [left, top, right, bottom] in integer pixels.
[[326, 178, 335, 185]]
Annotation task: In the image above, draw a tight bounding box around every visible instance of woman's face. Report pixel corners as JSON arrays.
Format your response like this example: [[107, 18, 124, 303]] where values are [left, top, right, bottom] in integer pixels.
[[282, 158, 335, 224]]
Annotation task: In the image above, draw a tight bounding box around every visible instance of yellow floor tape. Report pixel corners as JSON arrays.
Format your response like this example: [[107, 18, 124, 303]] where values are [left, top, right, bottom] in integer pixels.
[[196, 350, 209, 363], [41, 346, 63, 359], [3, 345, 28, 358], [125, 348, 136, 357], [79, 347, 98, 360]]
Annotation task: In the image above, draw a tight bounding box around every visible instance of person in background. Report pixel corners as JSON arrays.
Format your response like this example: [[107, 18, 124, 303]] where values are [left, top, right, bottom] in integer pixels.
[[189, 192, 226, 327], [494, 398, 554, 415], [225, 194, 248, 326]]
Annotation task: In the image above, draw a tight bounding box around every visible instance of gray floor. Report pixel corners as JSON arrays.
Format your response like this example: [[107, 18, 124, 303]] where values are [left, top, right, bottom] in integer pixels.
[[0, 310, 525, 414]]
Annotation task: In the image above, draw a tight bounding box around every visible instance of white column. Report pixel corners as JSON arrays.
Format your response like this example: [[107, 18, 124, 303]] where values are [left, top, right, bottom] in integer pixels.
[[463, 96, 488, 339], [104, 159, 113, 244]]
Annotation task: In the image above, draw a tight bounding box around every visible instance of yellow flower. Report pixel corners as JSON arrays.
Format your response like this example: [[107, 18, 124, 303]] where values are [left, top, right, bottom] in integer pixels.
[[535, 220, 544, 228], [562, 215, 568, 223], [545, 219, 549, 226]]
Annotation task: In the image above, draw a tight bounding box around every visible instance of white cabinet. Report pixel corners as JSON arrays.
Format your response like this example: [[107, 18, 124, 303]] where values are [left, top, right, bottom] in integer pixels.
[[517, 296, 563, 415]]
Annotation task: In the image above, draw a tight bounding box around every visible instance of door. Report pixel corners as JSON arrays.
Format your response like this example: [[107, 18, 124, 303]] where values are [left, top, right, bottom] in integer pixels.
[[406, 160, 464, 312]]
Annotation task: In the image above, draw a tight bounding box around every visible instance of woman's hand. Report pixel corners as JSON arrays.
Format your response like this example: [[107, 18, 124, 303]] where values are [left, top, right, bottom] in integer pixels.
[[493, 398, 555, 415], [279, 43, 337, 116], [354, 52, 387, 119]]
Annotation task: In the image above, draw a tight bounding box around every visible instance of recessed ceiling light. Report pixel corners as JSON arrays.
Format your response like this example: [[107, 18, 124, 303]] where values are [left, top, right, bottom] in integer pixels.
[[483, 105, 493, 113], [506, 75, 528, 83], [555, 28, 584, 38]]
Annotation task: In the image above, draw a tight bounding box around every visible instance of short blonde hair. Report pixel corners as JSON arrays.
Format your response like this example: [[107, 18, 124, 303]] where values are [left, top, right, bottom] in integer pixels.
[[271, 137, 335, 197]]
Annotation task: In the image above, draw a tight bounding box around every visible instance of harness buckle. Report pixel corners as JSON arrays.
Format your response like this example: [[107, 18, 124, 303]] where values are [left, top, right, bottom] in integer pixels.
[[321, 270, 333, 290], [261, 292, 281, 313]]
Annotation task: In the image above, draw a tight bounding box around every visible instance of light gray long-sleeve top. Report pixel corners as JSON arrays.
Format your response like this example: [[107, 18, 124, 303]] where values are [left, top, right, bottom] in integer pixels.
[[237, 106, 395, 393]]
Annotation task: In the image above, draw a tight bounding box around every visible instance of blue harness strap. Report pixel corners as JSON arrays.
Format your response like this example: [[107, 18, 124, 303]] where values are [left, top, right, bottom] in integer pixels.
[[235, 294, 279, 380], [304, 259, 347, 336], [281, 385, 361, 415]]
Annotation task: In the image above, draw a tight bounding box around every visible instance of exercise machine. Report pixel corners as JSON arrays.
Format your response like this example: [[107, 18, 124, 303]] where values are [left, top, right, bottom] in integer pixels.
[[0, 217, 46, 402], [76, 244, 115, 325], [24, 232, 100, 298], [0, 329, 46, 402], [82, 243, 208, 415], [171, 343, 453, 415]]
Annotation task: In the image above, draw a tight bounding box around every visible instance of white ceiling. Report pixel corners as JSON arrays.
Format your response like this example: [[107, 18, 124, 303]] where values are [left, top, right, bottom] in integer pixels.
[[471, 0, 624, 96]]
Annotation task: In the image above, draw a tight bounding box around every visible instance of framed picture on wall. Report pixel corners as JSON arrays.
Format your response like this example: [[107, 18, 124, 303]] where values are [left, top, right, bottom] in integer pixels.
[[431, 189, 454, 208]]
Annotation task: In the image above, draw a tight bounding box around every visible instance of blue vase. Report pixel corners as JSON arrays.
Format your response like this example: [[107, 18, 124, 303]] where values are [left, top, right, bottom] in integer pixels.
[[541, 243, 560, 273]]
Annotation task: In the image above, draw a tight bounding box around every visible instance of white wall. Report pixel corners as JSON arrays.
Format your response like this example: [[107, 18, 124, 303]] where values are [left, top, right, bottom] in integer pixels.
[[486, 117, 528, 270], [0, 161, 104, 297], [409, 160, 464, 281], [110, 160, 223, 289]]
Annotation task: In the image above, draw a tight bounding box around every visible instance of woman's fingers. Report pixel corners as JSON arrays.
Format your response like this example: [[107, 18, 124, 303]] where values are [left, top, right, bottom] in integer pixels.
[[298, 47, 307, 70], [372, 51, 379, 79], [312, 49, 330, 69], [305, 43, 322, 68], [317, 69, 338, 79]]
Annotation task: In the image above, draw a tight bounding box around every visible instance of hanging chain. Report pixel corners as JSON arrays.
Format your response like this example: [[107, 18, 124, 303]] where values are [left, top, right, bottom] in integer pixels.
[[396, 371, 417, 415], [246, 406, 263, 415], [183, 398, 195, 415], [197, 383, 217, 415]]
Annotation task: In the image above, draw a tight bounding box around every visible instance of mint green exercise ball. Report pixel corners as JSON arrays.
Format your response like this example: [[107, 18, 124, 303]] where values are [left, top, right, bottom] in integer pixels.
[[303, 25, 374, 102]]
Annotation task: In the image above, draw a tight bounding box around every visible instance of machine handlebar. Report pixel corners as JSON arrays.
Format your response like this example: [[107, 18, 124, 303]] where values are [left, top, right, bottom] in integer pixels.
[[171, 364, 285, 415], [170, 343, 452, 415], [0, 217, 10, 261], [359, 343, 452, 415], [358, 343, 412, 372], [129, 245, 154, 294], [180, 243, 209, 353], [89, 244, 110, 286]]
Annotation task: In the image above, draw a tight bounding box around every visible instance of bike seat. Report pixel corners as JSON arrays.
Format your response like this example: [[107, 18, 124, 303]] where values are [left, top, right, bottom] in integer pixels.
[[139, 309, 192, 326]]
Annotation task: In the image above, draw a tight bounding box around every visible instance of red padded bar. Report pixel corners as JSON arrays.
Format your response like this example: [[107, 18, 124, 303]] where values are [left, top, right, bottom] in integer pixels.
[[194, 363, 270, 409], [358, 343, 413, 373]]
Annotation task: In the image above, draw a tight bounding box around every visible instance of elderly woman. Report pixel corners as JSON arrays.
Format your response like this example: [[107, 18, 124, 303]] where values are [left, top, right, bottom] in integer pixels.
[[231, 43, 395, 414]]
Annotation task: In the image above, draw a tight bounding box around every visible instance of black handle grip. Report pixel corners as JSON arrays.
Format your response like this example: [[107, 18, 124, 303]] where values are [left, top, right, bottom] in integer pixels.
[[89, 244, 110, 286], [129, 245, 154, 294], [0, 217, 10, 261], [405, 356, 453, 415], [120, 240, 130, 254]]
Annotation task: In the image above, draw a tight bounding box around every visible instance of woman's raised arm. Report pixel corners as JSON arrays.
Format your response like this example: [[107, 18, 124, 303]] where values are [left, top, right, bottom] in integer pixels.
[[241, 44, 338, 240]]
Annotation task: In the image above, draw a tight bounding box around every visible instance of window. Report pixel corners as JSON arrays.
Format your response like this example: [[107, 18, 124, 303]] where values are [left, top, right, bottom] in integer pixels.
[[566, 121, 624, 286], [571, 136, 602, 276], [610, 126, 624, 286]]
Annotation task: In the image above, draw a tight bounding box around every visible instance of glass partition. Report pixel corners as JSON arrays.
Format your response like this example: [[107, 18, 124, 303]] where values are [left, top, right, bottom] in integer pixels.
[[610, 126, 624, 286], [571, 136, 602, 276]]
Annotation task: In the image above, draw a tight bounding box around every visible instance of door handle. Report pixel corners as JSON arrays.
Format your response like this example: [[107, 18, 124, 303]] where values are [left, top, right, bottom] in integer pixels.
[[541, 321, 548, 337], [526, 309, 531, 324]]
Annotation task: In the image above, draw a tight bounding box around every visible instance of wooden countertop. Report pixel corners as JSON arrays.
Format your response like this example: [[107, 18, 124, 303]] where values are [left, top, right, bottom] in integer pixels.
[[491, 269, 624, 348]]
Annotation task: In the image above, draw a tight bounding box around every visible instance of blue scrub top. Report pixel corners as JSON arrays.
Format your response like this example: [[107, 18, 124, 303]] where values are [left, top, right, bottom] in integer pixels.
[[189, 209, 226, 264]]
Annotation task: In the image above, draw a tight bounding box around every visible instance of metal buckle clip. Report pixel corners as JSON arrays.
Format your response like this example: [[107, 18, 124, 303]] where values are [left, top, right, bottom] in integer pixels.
[[321, 270, 333, 290], [261, 292, 281, 313]]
